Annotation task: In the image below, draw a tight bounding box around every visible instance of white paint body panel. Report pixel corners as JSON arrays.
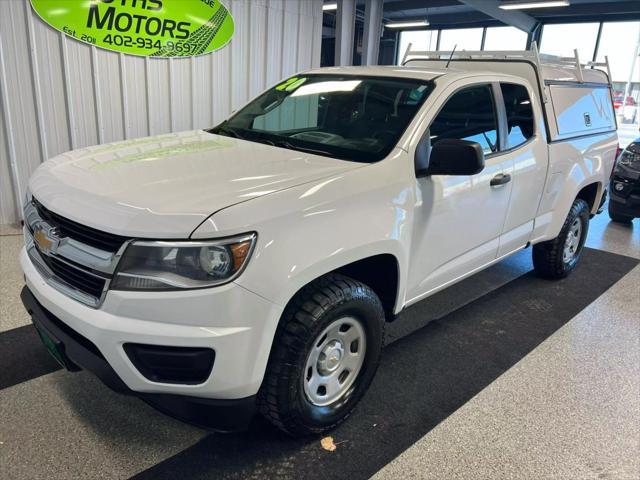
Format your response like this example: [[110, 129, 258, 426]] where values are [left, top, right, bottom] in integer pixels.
[[28, 130, 362, 238], [22, 65, 618, 400]]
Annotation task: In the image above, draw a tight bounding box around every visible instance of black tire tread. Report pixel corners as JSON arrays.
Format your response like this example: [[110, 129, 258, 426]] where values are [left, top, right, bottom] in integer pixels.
[[608, 203, 633, 223], [533, 198, 589, 279], [257, 273, 385, 436]]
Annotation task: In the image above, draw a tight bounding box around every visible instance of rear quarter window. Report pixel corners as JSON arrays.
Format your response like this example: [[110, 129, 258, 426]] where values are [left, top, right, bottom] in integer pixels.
[[500, 83, 535, 149]]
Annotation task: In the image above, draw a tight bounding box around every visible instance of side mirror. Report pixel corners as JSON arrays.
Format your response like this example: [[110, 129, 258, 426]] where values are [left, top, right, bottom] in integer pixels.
[[419, 138, 485, 176]]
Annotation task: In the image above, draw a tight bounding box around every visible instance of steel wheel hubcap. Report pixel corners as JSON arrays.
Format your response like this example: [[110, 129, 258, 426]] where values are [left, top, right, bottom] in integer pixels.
[[563, 218, 583, 262], [303, 316, 366, 407]]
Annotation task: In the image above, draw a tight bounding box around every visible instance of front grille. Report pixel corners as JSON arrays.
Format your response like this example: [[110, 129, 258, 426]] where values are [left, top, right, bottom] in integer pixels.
[[33, 198, 128, 252], [38, 253, 107, 299]]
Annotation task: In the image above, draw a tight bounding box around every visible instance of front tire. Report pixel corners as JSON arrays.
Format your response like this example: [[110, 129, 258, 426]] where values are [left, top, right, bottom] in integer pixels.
[[608, 202, 633, 223], [533, 198, 590, 279], [257, 274, 385, 436]]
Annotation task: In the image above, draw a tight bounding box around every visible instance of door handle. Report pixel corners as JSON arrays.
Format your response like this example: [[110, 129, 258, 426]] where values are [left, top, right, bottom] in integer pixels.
[[490, 173, 511, 187]]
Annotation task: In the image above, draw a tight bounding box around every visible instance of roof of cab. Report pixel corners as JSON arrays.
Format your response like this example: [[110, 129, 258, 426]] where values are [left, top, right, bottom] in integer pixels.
[[303, 65, 450, 81], [302, 65, 522, 83], [305, 61, 609, 86]]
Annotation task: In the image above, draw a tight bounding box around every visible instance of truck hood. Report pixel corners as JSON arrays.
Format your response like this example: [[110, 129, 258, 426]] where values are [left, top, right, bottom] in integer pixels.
[[29, 130, 361, 238]]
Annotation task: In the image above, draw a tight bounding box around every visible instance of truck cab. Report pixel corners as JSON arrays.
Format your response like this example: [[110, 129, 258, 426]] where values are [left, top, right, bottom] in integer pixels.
[[20, 47, 618, 436]]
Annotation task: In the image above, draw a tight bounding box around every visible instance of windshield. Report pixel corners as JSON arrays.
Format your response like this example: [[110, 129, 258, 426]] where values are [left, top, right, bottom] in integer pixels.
[[208, 75, 433, 163]]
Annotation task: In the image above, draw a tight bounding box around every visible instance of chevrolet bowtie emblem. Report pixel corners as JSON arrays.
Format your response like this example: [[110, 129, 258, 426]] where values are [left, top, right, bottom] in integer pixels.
[[33, 225, 61, 255]]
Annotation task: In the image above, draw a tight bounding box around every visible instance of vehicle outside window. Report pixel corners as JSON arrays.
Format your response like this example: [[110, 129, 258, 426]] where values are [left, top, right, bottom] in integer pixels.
[[613, 93, 636, 110], [483, 26, 528, 51], [540, 23, 599, 62], [595, 21, 640, 140], [439, 28, 483, 51], [500, 83, 535, 149], [211, 75, 433, 163], [397, 30, 438, 65], [430, 84, 499, 155]]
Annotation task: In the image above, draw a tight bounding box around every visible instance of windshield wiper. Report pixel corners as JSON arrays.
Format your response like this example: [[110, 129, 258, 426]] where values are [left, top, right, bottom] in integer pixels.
[[272, 140, 333, 157], [210, 127, 333, 157], [210, 123, 245, 140]]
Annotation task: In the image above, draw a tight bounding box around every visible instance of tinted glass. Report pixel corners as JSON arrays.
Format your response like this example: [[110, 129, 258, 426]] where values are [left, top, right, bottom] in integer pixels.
[[430, 85, 498, 155], [500, 83, 534, 148], [210, 75, 433, 163]]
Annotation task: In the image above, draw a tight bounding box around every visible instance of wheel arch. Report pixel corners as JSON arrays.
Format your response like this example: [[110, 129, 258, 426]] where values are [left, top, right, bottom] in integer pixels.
[[328, 254, 400, 321], [575, 181, 603, 215], [281, 253, 402, 323]]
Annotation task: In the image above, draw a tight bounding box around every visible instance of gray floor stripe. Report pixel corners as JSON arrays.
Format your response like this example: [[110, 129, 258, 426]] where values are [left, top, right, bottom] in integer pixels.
[[0, 324, 62, 390]]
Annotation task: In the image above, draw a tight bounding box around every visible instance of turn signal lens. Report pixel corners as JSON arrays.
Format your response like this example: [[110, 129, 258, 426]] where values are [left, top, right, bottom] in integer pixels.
[[230, 241, 252, 271]]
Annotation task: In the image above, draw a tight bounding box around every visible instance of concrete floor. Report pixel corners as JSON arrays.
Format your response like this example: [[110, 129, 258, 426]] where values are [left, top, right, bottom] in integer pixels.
[[0, 224, 30, 331], [374, 213, 640, 480], [0, 210, 638, 479]]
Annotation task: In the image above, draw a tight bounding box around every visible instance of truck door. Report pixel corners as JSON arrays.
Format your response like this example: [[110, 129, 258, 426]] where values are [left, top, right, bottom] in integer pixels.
[[406, 82, 513, 303], [494, 82, 548, 257]]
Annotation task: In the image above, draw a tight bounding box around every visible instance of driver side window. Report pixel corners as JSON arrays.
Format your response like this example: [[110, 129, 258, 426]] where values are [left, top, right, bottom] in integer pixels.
[[430, 84, 498, 155]]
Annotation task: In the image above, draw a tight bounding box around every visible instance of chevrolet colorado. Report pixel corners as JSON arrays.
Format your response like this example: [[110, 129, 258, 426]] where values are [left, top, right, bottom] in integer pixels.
[[20, 48, 618, 436]]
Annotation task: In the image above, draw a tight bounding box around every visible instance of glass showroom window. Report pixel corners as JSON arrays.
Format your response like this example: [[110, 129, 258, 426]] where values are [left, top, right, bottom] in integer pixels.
[[397, 30, 438, 64], [595, 21, 640, 148], [439, 28, 483, 51], [483, 26, 528, 51], [540, 23, 599, 62]]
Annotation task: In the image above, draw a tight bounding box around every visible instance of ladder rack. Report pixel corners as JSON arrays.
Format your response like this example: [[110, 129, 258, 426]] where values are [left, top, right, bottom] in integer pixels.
[[401, 41, 612, 90]]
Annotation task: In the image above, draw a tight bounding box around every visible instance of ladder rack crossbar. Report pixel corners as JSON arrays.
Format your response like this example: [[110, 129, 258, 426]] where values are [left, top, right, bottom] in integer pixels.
[[401, 41, 612, 87]]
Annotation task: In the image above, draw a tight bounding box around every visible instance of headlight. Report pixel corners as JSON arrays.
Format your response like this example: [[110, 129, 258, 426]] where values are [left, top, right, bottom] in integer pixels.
[[111, 233, 256, 291], [617, 144, 640, 171]]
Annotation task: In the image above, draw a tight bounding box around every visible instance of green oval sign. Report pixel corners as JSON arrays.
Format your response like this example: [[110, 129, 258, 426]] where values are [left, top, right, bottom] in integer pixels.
[[30, 0, 234, 57]]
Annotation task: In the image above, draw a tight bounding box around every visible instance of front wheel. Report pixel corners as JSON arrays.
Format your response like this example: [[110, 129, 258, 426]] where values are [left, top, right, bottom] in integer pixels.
[[533, 198, 590, 279], [257, 274, 385, 436], [608, 202, 634, 223]]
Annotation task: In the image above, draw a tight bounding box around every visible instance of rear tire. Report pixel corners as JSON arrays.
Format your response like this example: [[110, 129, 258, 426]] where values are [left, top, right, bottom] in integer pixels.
[[608, 202, 633, 223], [533, 198, 590, 279], [257, 273, 385, 437]]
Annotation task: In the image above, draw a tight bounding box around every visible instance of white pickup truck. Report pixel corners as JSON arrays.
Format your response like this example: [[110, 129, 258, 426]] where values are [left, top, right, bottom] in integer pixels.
[[20, 48, 618, 436]]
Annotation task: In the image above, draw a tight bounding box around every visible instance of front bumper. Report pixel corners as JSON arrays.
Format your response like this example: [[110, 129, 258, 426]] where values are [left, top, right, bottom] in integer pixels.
[[609, 178, 640, 218], [22, 287, 256, 431], [20, 247, 284, 428]]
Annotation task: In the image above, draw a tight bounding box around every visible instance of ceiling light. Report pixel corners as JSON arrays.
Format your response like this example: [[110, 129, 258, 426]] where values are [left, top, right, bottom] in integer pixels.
[[499, 1, 569, 9], [385, 20, 430, 29], [322, 3, 337, 11]]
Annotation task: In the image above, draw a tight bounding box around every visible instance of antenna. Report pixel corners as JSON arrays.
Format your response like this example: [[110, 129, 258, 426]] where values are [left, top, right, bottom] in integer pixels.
[[445, 45, 457, 68]]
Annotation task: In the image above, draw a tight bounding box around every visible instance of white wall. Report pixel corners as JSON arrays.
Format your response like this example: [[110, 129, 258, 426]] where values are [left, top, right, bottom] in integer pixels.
[[0, 0, 324, 225]]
